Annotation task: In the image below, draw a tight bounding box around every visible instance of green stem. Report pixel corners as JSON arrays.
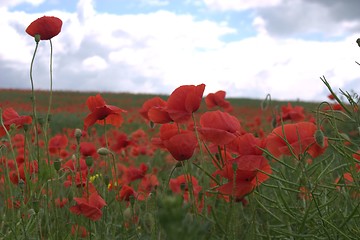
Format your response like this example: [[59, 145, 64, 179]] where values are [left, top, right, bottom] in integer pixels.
[[43, 39, 54, 165], [29, 41, 41, 173]]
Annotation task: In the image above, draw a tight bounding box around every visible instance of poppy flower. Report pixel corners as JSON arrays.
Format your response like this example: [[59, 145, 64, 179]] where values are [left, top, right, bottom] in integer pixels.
[[84, 94, 126, 130], [79, 142, 97, 157], [278, 103, 305, 123], [69, 184, 106, 221], [169, 174, 202, 202], [0, 108, 32, 137], [26, 16, 62, 40], [214, 155, 271, 200], [124, 163, 148, 183], [71, 225, 88, 238], [205, 90, 232, 111], [110, 133, 132, 153], [9, 161, 38, 185], [117, 185, 136, 201], [166, 84, 205, 123], [266, 122, 328, 159], [139, 97, 172, 124], [49, 134, 68, 155], [152, 123, 198, 161], [137, 173, 159, 201], [226, 133, 265, 156], [197, 110, 243, 146]]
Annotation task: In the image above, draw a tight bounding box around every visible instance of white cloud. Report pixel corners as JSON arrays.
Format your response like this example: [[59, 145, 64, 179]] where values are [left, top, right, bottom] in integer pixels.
[[0, 0, 359, 102], [0, 0, 45, 8], [203, 0, 283, 11], [82, 56, 107, 71]]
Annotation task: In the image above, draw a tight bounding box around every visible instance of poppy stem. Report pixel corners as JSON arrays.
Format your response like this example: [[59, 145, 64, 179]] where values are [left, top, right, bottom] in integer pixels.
[[29, 41, 41, 173], [43, 39, 54, 164]]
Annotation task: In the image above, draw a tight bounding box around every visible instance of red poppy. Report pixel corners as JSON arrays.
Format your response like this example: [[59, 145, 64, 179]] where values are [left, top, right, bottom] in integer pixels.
[[79, 142, 97, 157], [197, 110, 243, 146], [49, 134, 68, 154], [169, 174, 202, 202], [137, 173, 159, 201], [71, 225, 88, 238], [278, 103, 305, 123], [214, 155, 271, 200], [205, 90, 232, 111], [124, 163, 148, 183], [84, 94, 126, 130], [153, 123, 198, 161], [227, 133, 265, 156], [327, 94, 335, 100], [26, 16, 62, 40], [69, 184, 106, 221], [117, 185, 136, 201], [139, 97, 172, 124], [166, 84, 205, 123], [9, 161, 38, 185], [266, 122, 328, 158], [110, 133, 132, 153], [0, 108, 32, 137]]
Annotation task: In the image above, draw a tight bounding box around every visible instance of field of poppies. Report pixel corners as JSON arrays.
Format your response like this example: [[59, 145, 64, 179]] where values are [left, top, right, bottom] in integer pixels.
[[1, 15, 360, 240]]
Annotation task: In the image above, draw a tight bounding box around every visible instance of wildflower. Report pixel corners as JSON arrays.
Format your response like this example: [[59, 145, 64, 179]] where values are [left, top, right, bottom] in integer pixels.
[[166, 84, 205, 123], [117, 185, 136, 201], [79, 142, 97, 157], [26, 16, 62, 40], [0, 108, 32, 137], [278, 103, 305, 123], [139, 97, 172, 123], [69, 184, 106, 221], [205, 90, 232, 112], [214, 155, 271, 200], [226, 133, 265, 156], [49, 134, 68, 155], [71, 225, 88, 238], [197, 110, 243, 146], [153, 123, 198, 161], [266, 122, 328, 158], [169, 174, 202, 203], [84, 94, 126, 130]]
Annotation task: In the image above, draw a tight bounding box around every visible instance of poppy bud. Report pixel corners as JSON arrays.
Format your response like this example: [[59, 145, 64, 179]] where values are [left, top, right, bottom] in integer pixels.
[[104, 175, 110, 186], [23, 124, 30, 132], [35, 34, 41, 43], [18, 179, 25, 189], [74, 128, 82, 144], [97, 147, 111, 156], [314, 129, 325, 148], [85, 156, 93, 167], [123, 207, 132, 220], [32, 199, 40, 213], [53, 159, 62, 172]]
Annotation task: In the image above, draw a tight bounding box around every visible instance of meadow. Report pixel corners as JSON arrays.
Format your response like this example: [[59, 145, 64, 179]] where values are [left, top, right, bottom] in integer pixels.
[[1, 15, 360, 240]]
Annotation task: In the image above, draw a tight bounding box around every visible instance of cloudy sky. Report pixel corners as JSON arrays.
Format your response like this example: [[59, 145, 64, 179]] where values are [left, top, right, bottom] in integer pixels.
[[1, 0, 360, 101]]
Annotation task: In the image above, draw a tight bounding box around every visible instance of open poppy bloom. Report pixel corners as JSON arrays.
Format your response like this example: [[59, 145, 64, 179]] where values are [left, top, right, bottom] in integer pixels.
[[49, 134, 68, 155], [0, 108, 32, 137], [69, 184, 106, 221], [169, 174, 202, 203], [139, 97, 172, 124], [226, 133, 265, 156], [278, 103, 305, 123], [266, 122, 328, 159], [197, 110, 243, 146], [214, 155, 271, 200], [205, 90, 232, 112], [152, 123, 198, 161], [84, 94, 126, 130], [166, 84, 205, 123], [26, 16, 62, 40]]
